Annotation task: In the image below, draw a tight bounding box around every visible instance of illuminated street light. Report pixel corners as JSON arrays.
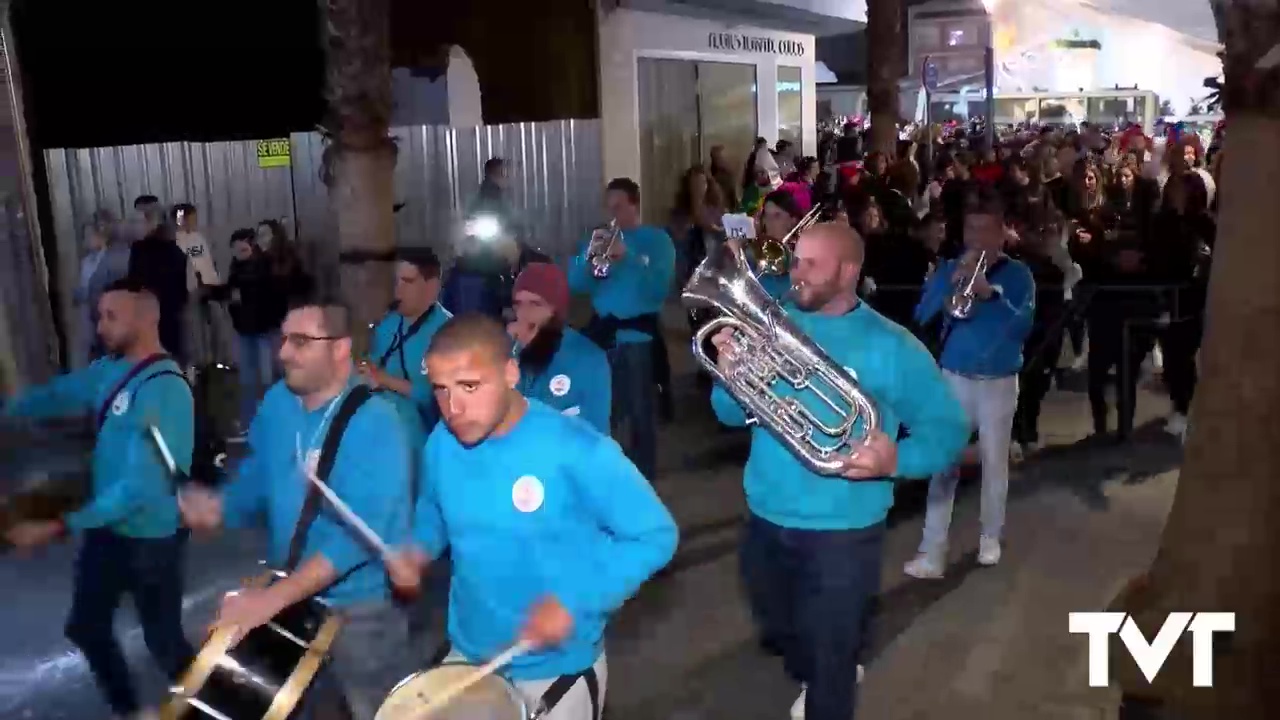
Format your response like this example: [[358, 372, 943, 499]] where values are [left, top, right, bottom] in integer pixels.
[[465, 214, 502, 241]]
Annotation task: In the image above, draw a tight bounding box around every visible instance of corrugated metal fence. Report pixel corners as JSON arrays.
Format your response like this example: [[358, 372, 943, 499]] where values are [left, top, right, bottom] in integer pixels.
[[44, 119, 603, 358]]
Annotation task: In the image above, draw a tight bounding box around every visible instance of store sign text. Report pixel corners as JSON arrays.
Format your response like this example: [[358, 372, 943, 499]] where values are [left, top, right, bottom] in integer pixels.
[[708, 32, 805, 57]]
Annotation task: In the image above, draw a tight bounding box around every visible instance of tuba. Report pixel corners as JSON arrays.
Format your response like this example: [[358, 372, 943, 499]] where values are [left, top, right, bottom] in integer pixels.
[[587, 220, 622, 278], [747, 202, 826, 276], [945, 250, 989, 320], [682, 244, 881, 475]]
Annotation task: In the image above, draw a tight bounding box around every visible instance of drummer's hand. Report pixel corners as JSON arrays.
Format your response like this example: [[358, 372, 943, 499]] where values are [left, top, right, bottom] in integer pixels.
[[215, 587, 286, 644], [386, 547, 430, 595], [519, 595, 574, 649], [178, 485, 223, 531], [5, 519, 66, 549], [834, 430, 898, 480], [709, 327, 737, 376]]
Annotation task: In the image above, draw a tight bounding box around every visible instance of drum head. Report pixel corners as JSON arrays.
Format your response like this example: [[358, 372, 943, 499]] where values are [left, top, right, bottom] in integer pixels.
[[377, 665, 526, 720]]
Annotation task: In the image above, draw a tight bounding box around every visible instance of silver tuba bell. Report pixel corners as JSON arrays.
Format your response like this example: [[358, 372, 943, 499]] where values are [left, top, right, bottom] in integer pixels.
[[682, 244, 881, 476], [944, 250, 989, 320], [587, 220, 622, 279]]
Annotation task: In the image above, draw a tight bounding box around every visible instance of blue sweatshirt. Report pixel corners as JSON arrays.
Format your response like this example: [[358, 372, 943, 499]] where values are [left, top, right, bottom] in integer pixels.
[[370, 303, 452, 442], [223, 380, 411, 606], [567, 226, 675, 344], [914, 255, 1036, 377], [516, 328, 612, 435], [414, 400, 678, 680], [711, 302, 970, 530], [4, 356, 193, 537]]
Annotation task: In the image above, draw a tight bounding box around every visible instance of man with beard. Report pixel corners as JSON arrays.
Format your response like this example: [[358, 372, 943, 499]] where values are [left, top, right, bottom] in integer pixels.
[[359, 248, 453, 446], [707, 223, 970, 720], [4, 279, 195, 720], [508, 263, 611, 434], [178, 297, 414, 720], [386, 314, 677, 720]]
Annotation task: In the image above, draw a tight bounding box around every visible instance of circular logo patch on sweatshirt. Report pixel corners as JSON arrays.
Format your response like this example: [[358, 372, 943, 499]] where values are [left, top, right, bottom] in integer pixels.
[[512, 475, 545, 513], [111, 391, 130, 416], [421, 356, 429, 376], [548, 374, 571, 397]]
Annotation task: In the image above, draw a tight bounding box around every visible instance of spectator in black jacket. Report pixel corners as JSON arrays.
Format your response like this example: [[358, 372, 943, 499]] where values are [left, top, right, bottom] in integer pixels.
[[127, 202, 189, 362], [218, 229, 281, 429]]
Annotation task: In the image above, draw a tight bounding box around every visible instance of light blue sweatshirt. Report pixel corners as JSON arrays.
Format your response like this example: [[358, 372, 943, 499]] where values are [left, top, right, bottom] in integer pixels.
[[414, 400, 678, 680], [566, 226, 675, 344], [4, 356, 193, 537], [711, 302, 970, 530], [370, 303, 452, 441], [222, 379, 412, 606], [515, 328, 612, 435], [914, 255, 1036, 377]]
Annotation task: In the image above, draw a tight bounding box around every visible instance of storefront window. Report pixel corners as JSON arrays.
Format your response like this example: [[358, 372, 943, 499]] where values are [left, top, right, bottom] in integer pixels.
[[777, 66, 803, 149]]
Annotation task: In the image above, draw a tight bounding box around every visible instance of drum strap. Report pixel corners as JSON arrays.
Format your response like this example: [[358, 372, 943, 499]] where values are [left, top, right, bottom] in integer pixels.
[[284, 385, 374, 571], [539, 666, 601, 720], [95, 353, 172, 429]]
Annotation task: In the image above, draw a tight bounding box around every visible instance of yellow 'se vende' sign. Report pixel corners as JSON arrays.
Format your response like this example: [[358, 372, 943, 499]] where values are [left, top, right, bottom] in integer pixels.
[[257, 138, 291, 168]]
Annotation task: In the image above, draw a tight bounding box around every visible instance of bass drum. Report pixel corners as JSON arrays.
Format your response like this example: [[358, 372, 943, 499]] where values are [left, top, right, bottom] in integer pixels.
[[376, 664, 529, 720], [0, 416, 94, 546], [163, 574, 343, 720]]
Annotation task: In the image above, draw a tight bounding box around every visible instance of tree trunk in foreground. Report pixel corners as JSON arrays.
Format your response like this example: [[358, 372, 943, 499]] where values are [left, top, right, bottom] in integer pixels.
[[320, 0, 397, 354], [866, 0, 903, 157], [1114, 2, 1280, 715]]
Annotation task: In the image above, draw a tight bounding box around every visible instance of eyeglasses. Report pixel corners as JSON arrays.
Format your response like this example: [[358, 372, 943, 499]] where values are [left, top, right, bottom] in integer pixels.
[[281, 333, 346, 349]]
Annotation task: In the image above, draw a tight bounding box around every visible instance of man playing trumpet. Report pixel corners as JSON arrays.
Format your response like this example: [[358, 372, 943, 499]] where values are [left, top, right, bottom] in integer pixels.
[[909, 186, 1035, 577], [709, 223, 969, 720]]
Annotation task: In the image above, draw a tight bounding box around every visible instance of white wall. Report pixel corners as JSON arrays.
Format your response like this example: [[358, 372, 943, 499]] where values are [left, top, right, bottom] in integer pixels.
[[597, 8, 816, 191]]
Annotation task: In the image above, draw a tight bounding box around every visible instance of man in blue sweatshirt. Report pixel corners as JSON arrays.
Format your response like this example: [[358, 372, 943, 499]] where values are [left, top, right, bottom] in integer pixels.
[[178, 298, 413, 720], [4, 279, 195, 720], [360, 248, 452, 450], [908, 186, 1035, 577], [386, 313, 678, 720], [709, 223, 969, 720], [568, 178, 676, 480], [508, 263, 611, 434]]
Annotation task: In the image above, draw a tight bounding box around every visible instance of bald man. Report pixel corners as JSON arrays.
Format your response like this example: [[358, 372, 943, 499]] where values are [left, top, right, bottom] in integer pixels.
[[709, 223, 969, 720], [3, 278, 196, 719], [386, 313, 678, 720]]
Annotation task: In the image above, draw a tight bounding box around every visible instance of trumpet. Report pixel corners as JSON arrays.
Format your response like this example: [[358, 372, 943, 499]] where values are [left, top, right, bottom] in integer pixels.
[[682, 243, 880, 475], [747, 203, 826, 276], [945, 250, 989, 320], [587, 220, 622, 278]]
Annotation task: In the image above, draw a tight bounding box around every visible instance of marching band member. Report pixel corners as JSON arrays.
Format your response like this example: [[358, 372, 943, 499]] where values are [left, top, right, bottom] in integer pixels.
[[178, 297, 413, 720], [3, 279, 195, 720], [908, 187, 1035, 576], [508, 262, 612, 434], [710, 223, 969, 720], [569, 178, 676, 481], [387, 313, 678, 720], [360, 248, 452, 446]]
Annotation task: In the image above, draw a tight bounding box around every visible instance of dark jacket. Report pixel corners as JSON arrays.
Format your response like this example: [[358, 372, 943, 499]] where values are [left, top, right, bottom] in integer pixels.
[[128, 231, 190, 353], [220, 253, 279, 336]]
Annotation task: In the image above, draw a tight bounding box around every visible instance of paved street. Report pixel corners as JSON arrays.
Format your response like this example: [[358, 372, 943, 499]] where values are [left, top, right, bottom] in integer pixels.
[[0, 321, 1184, 719]]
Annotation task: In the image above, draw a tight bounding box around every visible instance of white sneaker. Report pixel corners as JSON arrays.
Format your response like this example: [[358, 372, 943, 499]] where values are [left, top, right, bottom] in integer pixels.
[[978, 535, 1002, 566], [791, 685, 807, 719], [1165, 413, 1188, 438], [904, 553, 945, 579], [1071, 354, 1087, 371], [857, 664, 865, 683], [1009, 443, 1025, 464]]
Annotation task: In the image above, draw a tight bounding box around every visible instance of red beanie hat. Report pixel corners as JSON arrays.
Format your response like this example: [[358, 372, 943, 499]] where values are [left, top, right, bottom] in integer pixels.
[[513, 262, 570, 320]]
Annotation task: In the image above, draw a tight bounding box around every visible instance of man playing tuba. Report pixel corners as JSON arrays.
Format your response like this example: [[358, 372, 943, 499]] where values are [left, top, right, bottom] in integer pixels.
[[707, 222, 969, 720]]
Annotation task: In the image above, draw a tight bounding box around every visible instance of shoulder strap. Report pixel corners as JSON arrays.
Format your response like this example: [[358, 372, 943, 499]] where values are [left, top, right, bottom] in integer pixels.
[[378, 306, 437, 371], [284, 385, 374, 572], [96, 353, 172, 429]]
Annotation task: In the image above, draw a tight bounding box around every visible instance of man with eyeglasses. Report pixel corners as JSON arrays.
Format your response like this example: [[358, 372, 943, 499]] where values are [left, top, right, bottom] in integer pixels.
[[178, 296, 415, 719]]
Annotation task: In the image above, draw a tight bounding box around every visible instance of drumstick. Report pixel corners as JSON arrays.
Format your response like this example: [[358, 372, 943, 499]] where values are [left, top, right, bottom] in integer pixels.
[[148, 425, 178, 475], [303, 468, 393, 561], [415, 641, 534, 719]]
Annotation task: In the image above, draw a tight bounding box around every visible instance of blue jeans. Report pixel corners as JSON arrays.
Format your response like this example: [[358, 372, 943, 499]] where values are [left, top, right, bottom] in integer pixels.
[[64, 529, 195, 716], [236, 332, 278, 429], [740, 515, 884, 720], [608, 340, 657, 481], [303, 599, 412, 720]]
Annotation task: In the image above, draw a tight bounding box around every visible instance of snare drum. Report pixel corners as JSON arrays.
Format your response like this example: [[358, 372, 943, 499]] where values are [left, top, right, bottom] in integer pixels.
[[162, 573, 343, 720], [376, 663, 529, 720]]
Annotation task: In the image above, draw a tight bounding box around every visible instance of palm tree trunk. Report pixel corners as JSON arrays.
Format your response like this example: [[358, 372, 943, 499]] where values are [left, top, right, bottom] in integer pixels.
[[319, 0, 397, 353], [1114, 3, 1280, 715], [866, 0, 903, 157]]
